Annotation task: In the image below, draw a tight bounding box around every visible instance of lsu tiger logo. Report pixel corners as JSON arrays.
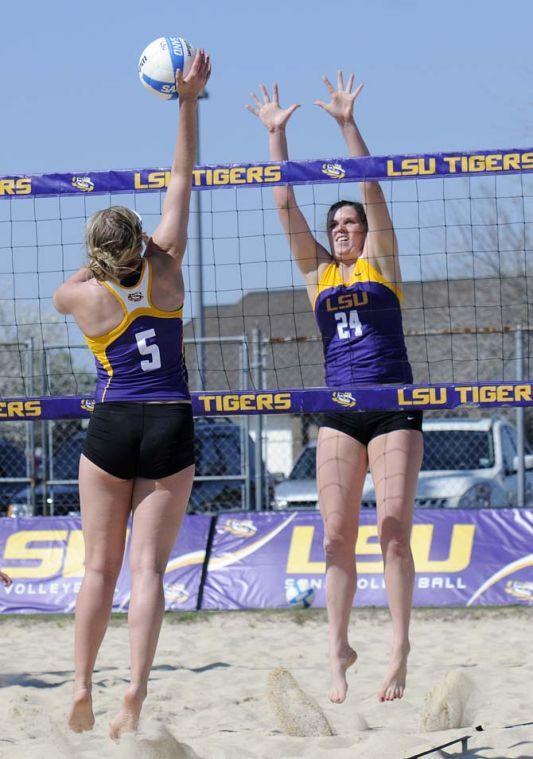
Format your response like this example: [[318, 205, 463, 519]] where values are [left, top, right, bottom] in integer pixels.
[[219, 519, 257, 538], [72, 176, 95, 192], [80, 399, 95, 412], [127, 291, 143, 302], [321, 162, 346, 180], [332, 392, 356, 408], [164, 582, 190, 605], [505, 580, 533, 603]]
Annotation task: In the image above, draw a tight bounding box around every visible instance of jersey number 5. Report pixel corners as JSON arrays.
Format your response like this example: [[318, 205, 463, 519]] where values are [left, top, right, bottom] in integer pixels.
[[334, 310, 362, 340], [135, 329, 161, 372]]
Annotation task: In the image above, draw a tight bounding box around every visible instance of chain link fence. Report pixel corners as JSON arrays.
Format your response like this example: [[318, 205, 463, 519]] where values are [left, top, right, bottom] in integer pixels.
[[0, 330, 532, 515]]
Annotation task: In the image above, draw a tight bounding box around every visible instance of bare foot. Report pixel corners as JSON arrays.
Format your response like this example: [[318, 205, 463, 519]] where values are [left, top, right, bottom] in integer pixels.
[[68, 686, 95, 732], [378, 646, 409, 702], [109, 687, 146, 741], [329, 646, 357, 704]]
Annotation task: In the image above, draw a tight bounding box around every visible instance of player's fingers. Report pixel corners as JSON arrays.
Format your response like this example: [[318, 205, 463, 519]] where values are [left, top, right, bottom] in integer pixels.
[[259, 83, 271, 102], [273, 82, 280, 104], [250, 91, 261, 107], [322, 74, 335, 94], [337, 69, 344, 90], [200, 53, 210, 81], [245, 104, 258, 116], [346, 73, 355, 92], [353, 83, 364, 99]]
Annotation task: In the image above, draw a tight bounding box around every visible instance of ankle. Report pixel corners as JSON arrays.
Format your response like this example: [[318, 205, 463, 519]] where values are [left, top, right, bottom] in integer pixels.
[[126, 683, 147, 701], [73, 679, 92, 692], [329, 642, 353, 659], [391, 640, 410, 658]]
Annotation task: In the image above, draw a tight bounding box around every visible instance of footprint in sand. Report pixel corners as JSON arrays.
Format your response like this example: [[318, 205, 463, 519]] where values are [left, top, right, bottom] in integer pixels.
[[117, 724, 200, 759], [419, 670, 474, 732], [267, 667, 334, 738]]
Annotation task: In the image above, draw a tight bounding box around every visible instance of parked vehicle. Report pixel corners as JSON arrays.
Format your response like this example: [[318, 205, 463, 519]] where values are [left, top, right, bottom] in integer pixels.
[[0, 438, 29, 514], [274, 417, 533, 510], [7, 416, 272, 515], [190, 417, 274, 513]]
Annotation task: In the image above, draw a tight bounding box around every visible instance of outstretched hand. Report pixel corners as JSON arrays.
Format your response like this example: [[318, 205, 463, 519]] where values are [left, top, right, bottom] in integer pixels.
[[176, 49, 211, 101], [246, 83, 300, 132], [314, 70, 363, 125]]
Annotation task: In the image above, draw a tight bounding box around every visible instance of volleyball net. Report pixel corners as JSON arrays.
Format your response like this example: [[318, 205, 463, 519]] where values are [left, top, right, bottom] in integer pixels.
[[0, 147, 532, 421]]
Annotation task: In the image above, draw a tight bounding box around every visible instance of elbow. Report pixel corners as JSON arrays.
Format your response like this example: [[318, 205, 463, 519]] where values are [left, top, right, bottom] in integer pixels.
[[52, 290, 67, 315]]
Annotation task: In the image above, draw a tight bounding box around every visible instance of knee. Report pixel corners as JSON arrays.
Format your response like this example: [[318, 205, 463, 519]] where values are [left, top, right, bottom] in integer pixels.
[[380, 525, 412, 561], [323, 529, 357, 563], [129, 563, 166, 582], [84, 561, 122, 586]]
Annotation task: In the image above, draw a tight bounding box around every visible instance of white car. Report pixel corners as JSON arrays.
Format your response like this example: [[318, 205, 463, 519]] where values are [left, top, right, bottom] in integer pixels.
[[273, 417, 533, 510]]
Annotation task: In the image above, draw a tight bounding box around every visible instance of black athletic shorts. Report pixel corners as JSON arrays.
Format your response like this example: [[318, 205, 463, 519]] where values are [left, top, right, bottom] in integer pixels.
[[321, 409, 423, 447], [82, 402, 195, 480]]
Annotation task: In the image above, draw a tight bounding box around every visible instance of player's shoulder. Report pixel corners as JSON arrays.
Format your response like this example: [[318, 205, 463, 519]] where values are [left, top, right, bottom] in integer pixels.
[[144, 238, 181, 272]]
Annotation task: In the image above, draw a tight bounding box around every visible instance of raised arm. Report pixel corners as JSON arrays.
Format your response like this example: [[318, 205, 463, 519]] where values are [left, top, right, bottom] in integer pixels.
[[315, 71, 400, 285], [246, 84, 330, 279], [151, 50, 211, 261]]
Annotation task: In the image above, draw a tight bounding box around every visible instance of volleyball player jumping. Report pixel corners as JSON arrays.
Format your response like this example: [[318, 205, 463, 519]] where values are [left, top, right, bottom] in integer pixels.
[[54, 50, 210, 739], [247, 72, 423, 704]]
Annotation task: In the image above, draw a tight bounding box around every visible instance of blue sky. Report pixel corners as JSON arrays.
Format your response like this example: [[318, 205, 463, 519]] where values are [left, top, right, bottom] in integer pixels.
[[0, 0, 531, 340], [1, 0, 531, 175]]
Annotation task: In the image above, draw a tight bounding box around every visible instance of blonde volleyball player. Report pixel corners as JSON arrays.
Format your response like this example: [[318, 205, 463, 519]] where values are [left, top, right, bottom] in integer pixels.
[[247, 73, 423, 704], [53, 50, 211, 739]]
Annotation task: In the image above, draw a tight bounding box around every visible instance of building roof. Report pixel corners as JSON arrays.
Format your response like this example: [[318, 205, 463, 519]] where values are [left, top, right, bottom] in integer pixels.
[[183, 277, 533, 391]]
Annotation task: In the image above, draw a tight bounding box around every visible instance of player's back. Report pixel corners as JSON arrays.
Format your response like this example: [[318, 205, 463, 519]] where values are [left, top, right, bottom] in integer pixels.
[[81, 257, 190, 403]]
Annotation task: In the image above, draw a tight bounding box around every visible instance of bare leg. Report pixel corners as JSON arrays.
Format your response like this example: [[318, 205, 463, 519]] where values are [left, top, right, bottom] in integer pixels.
[[109, 464, 194, 740], [68, 455, 133, 732], [368, 429, 423, 702], [317, 427, 367, 704]]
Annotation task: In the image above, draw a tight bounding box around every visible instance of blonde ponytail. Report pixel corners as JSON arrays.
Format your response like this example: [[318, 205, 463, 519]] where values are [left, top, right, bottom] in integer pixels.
[[86, 207, 144, 282]]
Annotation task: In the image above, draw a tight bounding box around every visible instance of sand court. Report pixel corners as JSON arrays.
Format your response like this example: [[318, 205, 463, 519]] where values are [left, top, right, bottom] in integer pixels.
[[0, 607, 532, 758]]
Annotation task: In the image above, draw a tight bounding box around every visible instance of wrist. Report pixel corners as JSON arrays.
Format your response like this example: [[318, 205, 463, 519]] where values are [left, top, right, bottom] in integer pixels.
[[338, 115, 356, 130], [267, 124, 286, 135], [178, 94, 199, 105]]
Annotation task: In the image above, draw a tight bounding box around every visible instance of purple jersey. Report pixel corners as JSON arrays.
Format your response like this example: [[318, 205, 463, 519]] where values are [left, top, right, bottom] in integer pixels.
[[84, 259, 190, 402], [313, 258, 412, 386]]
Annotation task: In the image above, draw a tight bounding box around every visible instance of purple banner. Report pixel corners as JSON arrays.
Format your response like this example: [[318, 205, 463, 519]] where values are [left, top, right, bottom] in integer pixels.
[[0, 515, 211, 614], [1, 148, 531, 200], [1, 381, 533, 422], [2, 511, 532, 613], [202, 510, 533, 609]]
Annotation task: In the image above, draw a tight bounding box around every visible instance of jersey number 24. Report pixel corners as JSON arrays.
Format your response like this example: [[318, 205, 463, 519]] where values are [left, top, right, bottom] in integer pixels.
[[334, 310, 362, 340]]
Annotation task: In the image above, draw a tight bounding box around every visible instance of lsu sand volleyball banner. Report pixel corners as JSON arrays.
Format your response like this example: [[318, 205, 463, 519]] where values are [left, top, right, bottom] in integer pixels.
[[0, 510, 532, 613], [0, 515, 211, 614], [202, 510, 533, 609]]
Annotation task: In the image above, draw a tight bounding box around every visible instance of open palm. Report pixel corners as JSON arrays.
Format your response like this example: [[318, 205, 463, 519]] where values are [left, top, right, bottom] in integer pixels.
[[246, 84, 300, 131], [315, 70, 363, 123]]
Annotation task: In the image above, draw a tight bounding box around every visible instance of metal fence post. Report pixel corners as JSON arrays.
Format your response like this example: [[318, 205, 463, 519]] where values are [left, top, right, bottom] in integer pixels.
[[240, 338, 251, 511], [252, 328, 264, 511], [41, 348, 49, 516], [516, 326, 525, 507], [26, 338, 36, 515]]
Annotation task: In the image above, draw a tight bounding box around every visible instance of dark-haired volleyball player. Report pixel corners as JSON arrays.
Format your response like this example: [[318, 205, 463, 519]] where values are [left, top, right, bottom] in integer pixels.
[[247, 73, 423, 704], [54, 50, 211, 739]]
